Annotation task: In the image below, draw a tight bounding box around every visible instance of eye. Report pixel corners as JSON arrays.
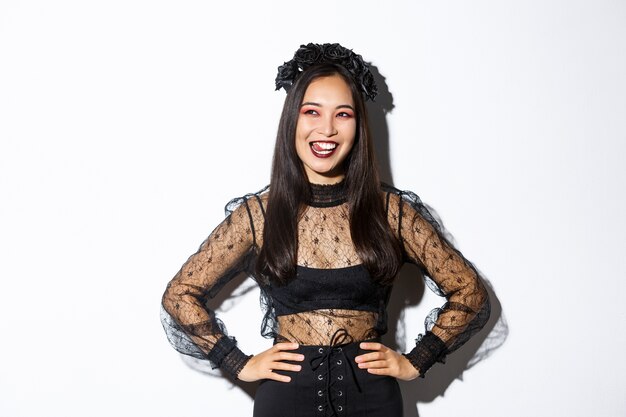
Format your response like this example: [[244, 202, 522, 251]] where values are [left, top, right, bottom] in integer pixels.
[[337, 111, 353, 118], [302, 108, 319, 116]]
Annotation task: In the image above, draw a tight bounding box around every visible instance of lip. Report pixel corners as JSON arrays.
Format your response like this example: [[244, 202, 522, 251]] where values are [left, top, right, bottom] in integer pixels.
[[309, 141, 338, 158]]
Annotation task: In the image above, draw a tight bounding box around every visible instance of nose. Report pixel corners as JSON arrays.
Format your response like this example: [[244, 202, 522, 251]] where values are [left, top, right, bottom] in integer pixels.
[[317, 114, 338, 137]]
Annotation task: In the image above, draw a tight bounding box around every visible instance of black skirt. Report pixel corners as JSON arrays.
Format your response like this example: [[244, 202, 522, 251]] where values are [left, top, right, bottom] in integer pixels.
[[253, 339, 403, 417]]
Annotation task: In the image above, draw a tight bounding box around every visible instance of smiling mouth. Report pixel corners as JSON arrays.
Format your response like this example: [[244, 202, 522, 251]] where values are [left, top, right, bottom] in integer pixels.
[[310, 141, 338, 158]]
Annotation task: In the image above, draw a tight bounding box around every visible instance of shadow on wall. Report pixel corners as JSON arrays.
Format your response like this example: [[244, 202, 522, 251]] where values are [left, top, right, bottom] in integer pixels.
[[171, 65, 509, 417], [387, 266, 507, 417], [368, 65, 509, 417]]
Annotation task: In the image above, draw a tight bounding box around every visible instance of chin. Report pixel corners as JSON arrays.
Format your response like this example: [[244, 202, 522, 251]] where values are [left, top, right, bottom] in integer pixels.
[[309, 164, 338, 176], [309, 169, 345, 183]]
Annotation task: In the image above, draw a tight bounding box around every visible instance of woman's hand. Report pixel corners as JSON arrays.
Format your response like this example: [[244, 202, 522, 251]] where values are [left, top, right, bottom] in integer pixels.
[[238, 342, 304, 383], [355, 342, 420, 381]]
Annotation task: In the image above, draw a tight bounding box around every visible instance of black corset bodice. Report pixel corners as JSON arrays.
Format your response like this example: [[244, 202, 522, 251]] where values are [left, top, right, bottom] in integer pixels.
[[266, 264, 391, 317]]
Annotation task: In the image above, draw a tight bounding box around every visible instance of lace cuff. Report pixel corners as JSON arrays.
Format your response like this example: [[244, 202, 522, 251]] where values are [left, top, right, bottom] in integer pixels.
[[208, 336, 253, 380], [403, 332, 448, 378]]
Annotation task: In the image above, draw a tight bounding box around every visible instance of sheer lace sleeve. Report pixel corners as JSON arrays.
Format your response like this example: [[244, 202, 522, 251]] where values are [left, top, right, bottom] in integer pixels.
[[385, 188, 491, 378], [160, 195, 263, 379]]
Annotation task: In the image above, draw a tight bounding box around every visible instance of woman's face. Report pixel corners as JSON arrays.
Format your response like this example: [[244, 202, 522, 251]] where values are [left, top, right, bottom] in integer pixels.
[[295, 74, 357, 184]]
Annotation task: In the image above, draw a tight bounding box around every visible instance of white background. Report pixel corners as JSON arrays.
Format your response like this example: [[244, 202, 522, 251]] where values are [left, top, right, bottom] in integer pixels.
[[1, 1, 625, 416]]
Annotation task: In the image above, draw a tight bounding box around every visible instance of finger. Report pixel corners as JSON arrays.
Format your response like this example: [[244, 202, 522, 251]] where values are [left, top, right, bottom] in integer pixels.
[[359, 342, 383, 351], [366, 367, 390, 376], [355, 351, 385, 363], [267, 371, 292, 383], [273, 342, 299, 351], [358, 360, 387, 369], [275, 351, 305, 362], [270, 361, 303, 372]]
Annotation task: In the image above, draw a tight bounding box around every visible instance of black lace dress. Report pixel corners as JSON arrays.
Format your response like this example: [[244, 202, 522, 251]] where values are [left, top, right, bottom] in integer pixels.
[[160, 180, 490, 416]]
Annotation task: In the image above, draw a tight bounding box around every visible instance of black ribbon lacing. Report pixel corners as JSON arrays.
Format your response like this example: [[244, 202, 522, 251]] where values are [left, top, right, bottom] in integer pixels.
[[309, 329, 362, 416]]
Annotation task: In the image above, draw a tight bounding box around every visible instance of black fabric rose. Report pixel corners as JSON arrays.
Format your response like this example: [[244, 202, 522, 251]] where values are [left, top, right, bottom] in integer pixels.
[[343, 55, 364, 76], [361, 71, 377, 101], [322, 43, 351, 62], [275, 60, 299, 91], [293, 43, 323, 69]]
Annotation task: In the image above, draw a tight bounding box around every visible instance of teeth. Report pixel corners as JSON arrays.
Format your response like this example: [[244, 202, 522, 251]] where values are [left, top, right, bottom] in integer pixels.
[[312, 141, 337, 150]]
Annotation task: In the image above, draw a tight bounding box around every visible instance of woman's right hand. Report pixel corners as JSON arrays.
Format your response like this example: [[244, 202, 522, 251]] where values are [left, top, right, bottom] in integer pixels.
[[237, 342, 304, 383]]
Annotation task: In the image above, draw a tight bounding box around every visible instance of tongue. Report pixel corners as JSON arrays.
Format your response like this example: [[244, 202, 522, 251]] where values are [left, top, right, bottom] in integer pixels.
[[312, 142, 333, 152]]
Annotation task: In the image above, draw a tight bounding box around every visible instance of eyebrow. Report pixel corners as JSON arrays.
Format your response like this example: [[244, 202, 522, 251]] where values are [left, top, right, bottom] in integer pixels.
[[300, 102, 355, 111]]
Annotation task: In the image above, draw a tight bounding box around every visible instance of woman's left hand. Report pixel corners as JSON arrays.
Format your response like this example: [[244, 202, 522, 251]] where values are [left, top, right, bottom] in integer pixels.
[[355, 342, 420, 381]]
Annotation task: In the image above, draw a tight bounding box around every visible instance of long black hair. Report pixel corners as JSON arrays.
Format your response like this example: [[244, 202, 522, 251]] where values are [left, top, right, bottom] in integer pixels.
[[256, 63, 402, 285]]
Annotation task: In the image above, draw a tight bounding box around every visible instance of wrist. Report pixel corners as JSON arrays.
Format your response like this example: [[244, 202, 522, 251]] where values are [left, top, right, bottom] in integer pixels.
[[403, 332, 447, 379], [397, 353, 420, 381], [223, 347, 253, 380], [208, 336, 252, 380]]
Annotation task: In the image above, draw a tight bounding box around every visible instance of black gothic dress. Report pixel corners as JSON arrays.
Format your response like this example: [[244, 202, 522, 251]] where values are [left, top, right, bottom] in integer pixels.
[[160, 181, 490, 417]]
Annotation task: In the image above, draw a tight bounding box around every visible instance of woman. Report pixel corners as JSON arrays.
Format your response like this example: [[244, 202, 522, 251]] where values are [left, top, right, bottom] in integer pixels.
[[161, 43, 490, 417]]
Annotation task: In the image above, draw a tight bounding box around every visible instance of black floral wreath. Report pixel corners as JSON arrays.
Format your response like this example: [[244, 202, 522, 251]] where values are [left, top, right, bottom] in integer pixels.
[[275, 43, 378, 101]]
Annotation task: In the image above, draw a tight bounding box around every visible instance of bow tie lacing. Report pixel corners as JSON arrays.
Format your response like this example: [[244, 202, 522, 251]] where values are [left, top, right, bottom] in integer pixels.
[[309, 328, 362, 416]]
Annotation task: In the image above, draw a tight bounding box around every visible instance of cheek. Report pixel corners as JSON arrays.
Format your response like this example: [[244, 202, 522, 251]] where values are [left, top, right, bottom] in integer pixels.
[[342, 125, 357, 152], [295, 141, 308, 160], [341, 141, 355, 160], [295, 118, 310, 142], [294, 127, 309, 160]]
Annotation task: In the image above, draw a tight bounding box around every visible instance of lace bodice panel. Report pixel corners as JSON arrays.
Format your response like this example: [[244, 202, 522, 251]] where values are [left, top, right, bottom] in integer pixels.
[[160, 182, 490, 378], [259, 196, 387, 346], [296, 203, 359, 268]]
